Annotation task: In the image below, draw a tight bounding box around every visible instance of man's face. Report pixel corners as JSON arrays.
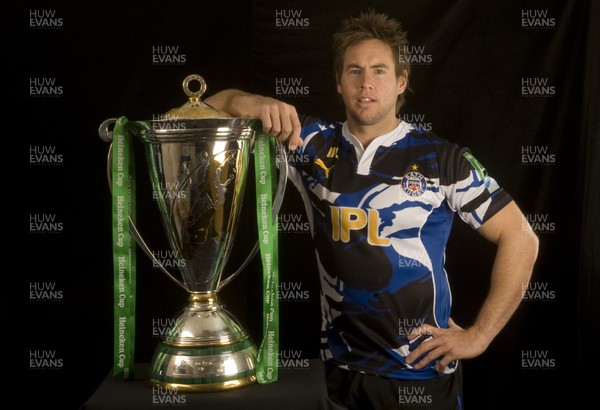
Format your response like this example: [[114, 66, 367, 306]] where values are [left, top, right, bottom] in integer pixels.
[[337, 39, 407, 131]]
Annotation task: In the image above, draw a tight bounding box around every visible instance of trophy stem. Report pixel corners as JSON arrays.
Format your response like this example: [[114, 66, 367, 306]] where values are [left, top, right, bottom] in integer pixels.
[[148, 292, 257, 392]]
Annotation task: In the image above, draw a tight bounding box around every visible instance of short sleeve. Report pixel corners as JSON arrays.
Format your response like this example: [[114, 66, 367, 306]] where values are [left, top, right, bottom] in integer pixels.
[[440, 147, 513, 229]]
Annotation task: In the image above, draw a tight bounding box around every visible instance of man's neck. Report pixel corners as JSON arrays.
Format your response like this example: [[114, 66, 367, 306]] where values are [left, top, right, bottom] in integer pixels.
[[347, 117, 401, 148]]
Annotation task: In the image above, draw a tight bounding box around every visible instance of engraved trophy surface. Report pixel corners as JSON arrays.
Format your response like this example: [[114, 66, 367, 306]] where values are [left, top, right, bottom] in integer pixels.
[[99, 74, 284, 392]]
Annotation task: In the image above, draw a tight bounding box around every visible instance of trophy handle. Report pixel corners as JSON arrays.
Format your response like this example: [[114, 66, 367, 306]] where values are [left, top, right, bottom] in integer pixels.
[[99, 118, 189, 292], [126, 215, 189, 292], [216, 138, 288, 291]]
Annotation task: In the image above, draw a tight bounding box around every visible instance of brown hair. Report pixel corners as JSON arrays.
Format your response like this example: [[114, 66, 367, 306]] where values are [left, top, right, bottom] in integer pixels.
[[332, 10, 411, 112]]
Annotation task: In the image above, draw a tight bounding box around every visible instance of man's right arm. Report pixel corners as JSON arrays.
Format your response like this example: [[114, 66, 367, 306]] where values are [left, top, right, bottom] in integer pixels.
[[205, 89, 303, 150]]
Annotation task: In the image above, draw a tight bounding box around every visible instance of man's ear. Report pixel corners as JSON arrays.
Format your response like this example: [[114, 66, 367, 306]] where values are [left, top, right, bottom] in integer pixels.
[[397, 70, 408, 94]]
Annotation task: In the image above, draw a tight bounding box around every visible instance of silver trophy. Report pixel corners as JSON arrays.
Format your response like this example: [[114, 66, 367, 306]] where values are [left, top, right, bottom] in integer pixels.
[[99, 74, 286, 392]]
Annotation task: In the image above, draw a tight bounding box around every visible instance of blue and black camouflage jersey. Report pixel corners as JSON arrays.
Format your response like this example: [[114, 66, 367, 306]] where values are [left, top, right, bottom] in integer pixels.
[[286, 116, 512, 380]]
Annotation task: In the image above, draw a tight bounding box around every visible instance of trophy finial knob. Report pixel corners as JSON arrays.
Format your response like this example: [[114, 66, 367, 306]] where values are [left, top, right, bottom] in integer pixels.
[[182, 74, 207, 99], [165, 74, 230, 118]]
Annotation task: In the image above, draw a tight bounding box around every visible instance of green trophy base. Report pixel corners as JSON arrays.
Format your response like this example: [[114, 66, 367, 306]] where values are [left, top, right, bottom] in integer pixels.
[[148, 340, 257, 392], [147, 293, 257, 392]]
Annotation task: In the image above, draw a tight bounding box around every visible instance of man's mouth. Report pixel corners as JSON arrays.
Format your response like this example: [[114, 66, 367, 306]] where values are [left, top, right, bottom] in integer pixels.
[[357, 97, 374, 102]]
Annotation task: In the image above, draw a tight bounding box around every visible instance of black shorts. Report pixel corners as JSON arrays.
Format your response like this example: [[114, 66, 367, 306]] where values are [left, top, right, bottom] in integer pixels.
[[325, 362, 464, 410]]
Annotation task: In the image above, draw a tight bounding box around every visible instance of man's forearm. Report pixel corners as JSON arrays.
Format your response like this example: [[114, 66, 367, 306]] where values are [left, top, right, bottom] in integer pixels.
[[472, 219, 539, 345], [205, 89, 304, 149], [205, 89, 258, 117]]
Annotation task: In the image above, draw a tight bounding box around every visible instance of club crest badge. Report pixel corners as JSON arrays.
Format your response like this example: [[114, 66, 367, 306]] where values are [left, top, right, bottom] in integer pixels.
[[401, 166, 427, 197]]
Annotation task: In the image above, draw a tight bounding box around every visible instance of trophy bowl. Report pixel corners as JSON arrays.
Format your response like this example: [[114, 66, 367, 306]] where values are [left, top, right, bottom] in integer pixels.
[[99, 74, 285, 392]]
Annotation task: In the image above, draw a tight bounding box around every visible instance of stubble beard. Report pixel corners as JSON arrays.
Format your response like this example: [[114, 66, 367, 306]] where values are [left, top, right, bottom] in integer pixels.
[[347, 100, 397, 129]]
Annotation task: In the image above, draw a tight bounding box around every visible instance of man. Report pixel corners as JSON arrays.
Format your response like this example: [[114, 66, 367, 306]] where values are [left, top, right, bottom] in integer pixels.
[[206, 10, 538, 410]]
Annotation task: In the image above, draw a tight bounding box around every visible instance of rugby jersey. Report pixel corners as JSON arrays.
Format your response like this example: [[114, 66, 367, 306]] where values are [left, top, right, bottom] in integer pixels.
[[286, 117, 512, 380]]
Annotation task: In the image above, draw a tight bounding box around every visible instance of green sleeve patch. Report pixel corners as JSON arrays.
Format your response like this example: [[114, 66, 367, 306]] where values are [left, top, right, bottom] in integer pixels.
[[463, 151, 488, 179]]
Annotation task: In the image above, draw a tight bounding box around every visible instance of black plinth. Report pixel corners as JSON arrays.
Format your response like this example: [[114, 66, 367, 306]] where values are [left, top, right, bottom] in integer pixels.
[[82, 360, 330, 410]]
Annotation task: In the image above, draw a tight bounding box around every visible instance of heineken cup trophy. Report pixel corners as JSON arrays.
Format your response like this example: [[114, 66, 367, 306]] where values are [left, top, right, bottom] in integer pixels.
[[99, 74, 285, 392]]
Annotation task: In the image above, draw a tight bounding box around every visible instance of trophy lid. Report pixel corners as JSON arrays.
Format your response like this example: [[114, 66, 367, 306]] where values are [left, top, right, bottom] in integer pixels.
[[165, 74, 231, 119], [137, 74, 255, 143]]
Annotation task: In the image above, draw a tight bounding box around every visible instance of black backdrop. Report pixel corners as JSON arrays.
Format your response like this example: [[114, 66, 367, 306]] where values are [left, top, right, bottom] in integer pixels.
[[19, 0, 598, 409]]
